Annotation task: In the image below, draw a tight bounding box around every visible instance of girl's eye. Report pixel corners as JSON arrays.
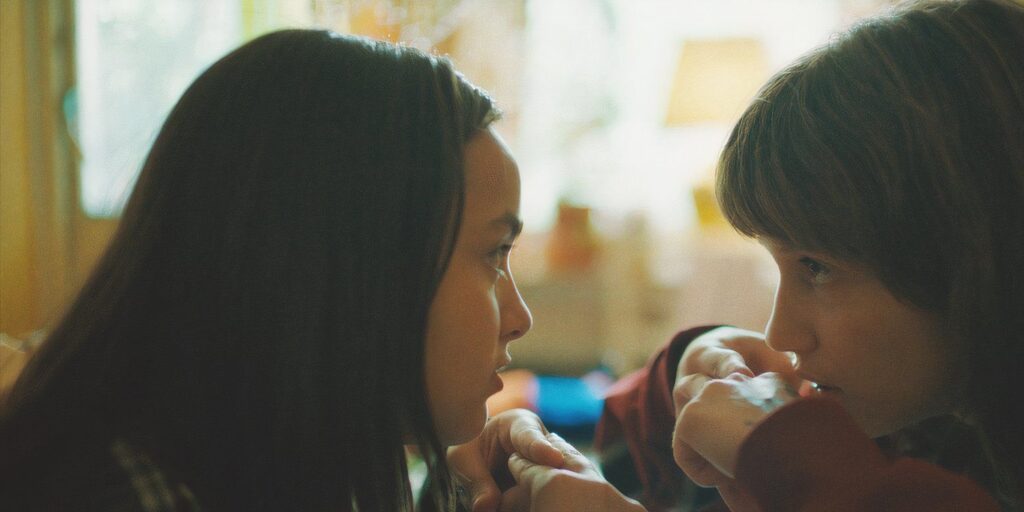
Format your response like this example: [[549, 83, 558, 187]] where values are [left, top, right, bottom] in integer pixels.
[[489, 244, 514, 278], [799, 257, 831, 284]]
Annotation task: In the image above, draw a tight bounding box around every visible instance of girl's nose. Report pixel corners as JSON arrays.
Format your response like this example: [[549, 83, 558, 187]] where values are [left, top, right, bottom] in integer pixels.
[[501, 278, 532, 343], [764, 281, 816, 354]]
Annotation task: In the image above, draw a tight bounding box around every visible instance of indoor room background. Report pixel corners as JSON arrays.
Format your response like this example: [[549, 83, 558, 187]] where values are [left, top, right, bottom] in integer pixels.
[[1, 0, 896, 411]]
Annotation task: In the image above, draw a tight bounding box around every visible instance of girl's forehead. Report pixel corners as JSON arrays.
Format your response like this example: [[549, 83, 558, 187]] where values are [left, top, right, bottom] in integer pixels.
[[464, 130, 518, 185], [461, 130, 521, 229], [758, 237, 841, 262], [463, 133, 520, 199], [757, 237, 799, 254]]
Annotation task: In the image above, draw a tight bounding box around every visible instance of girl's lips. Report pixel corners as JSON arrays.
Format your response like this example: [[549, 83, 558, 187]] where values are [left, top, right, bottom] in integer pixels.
[[494, 357, 512, 373], [797, 372, 842, 396], [799, 380, 842, 397]]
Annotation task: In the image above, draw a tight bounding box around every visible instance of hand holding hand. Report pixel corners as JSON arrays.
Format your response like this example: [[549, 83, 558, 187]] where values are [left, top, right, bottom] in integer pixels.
[[447, 409, 565, 512], [500, 433, 645, 512]]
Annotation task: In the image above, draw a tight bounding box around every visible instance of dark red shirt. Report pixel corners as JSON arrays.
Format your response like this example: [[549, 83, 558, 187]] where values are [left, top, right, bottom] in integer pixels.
[[594, 327, 999, 511]]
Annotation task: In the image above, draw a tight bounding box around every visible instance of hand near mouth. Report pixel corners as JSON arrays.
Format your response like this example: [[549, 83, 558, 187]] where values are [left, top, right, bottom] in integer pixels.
[[674, 372, 802, 478], [669, 327, 797, 497], [674, 327, 797, 406]]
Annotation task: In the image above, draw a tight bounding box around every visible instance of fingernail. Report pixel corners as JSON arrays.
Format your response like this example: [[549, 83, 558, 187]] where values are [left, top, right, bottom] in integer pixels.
[[729, 364, 753, 377]]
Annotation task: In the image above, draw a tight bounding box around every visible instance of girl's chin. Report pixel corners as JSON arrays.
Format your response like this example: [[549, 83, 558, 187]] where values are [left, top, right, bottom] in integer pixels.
[[440, 411, 488, 446]]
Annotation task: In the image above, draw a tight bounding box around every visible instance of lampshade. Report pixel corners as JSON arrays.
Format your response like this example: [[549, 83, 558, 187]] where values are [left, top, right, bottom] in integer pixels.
[[664, 38, 769, 125]]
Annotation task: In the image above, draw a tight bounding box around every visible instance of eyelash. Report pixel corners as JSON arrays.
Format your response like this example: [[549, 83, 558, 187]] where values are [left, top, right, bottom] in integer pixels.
[[799, 257, 831, 284], [489, 244, 514, 278]]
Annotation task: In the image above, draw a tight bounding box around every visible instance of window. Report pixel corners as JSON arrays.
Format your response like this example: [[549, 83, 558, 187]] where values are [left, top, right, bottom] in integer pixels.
[[75, 0, 242, 217], [74, 0, 891, 229]]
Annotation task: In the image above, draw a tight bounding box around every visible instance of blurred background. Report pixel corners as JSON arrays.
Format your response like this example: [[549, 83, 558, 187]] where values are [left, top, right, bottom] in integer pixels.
[[1, 0, 896, 399]]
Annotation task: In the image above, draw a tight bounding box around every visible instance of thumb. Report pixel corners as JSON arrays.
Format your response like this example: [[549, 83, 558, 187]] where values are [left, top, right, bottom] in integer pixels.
[[508, 417, 564, 467], [506, 453, 535, 484], [498, 486, 530, 512], [499, 454, 538, 512], [466, 480, 500, 512], [448, 450, 501, 512]]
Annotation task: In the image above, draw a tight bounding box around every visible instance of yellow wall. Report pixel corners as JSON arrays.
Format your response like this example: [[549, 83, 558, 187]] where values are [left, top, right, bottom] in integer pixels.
[[0, 0, 40, 339], [0, 0, 107, 342]]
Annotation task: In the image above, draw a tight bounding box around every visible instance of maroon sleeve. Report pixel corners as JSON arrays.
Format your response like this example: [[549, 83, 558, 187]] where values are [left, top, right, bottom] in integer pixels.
[[736, 397, 1000, 511], [593, 326, 721, 510]]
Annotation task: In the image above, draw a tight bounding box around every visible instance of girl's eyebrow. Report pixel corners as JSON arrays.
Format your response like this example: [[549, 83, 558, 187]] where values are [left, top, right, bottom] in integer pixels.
[[759, 237, 813, 256], [490, 213, 523, 238], [760, 238, 839, 262]]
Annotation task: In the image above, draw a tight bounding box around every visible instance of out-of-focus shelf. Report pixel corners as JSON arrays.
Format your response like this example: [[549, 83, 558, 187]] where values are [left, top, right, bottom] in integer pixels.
[[509, 229, 776, 377]]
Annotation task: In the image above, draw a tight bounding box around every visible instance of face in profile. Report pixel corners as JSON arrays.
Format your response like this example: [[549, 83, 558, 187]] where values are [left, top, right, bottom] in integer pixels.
[[424, 127, 533, 445], [759, 238, 966, 437]]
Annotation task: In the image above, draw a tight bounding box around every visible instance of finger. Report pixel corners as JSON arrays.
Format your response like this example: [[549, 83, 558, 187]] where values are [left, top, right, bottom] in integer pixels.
[[724, 372, 750, 383], [458, 470, 500, 512], [704, 348, 755, 378], [506, 453, 539, 484], [751, 371, 803, 403], [509, 417, 564, 467], [728, 338, 794, 375], [750, 350, 797, 375], [544, 433, 597, 476], [672, 417, 725, 487], [673, 373, 711, 412], [503, 455, 538, 512], [448, 444, 501, 512], [673, 438, 731, 488], [718, 480, 761, 511], [497, 485, 530, 512], [470, 489, 500, 512], [775, 370, 805, 390]]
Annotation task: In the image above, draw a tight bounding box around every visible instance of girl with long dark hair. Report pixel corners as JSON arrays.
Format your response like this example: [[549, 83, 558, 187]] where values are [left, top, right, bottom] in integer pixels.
[[0, 29, 546, 511]]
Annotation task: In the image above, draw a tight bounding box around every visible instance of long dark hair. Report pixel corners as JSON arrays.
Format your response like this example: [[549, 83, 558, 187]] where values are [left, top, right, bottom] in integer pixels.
[[717, 0, 1023, 507], [0, 30, 499, 510]]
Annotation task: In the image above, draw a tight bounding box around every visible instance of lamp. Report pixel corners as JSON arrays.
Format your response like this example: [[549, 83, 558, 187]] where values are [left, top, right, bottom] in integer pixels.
[[663, 38, 769, 231], [664, 37, 769, 125]]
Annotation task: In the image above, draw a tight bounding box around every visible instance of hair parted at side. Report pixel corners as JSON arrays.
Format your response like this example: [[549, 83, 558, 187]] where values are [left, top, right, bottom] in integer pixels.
[[0, 30, 499, 511], [717, 0, 1023, 507]]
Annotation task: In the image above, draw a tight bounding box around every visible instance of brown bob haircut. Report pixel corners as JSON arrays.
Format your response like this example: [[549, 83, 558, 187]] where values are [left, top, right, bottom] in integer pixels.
[[717, 0, 1023, 506]]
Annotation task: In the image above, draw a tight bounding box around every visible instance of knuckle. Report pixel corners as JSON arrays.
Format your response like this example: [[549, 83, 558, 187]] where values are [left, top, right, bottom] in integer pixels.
[[724, 372, 746, 383], [677, 403, 704, 438], [703, 378, 733, 393], [672, 381, 691, 403], [547, 471, 576, 489]]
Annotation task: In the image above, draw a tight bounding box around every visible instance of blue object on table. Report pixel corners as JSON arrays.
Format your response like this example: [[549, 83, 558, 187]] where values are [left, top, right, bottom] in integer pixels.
[[535, 374, 605, 428]]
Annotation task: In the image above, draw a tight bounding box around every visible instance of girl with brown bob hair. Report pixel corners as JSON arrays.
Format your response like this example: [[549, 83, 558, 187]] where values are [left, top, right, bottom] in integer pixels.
[[448, 1, 1023, 510], [705, 0, 1024, 506]]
